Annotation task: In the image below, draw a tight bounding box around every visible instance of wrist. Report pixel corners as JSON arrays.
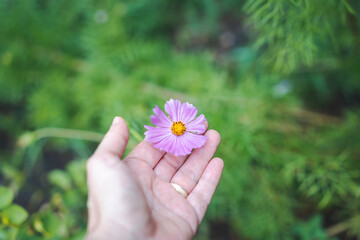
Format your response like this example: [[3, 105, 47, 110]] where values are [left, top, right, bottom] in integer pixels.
[[86, 224, 139, 240]]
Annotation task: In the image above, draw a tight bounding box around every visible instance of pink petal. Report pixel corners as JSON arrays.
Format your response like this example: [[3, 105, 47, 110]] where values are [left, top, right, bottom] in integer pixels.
[[146, 99, 208, 155], [144, 125, 171, 133], [152, 105, 172, 127], [153, 134, 176, 152], [165, 99, 181, 122], [144, 126, 172, 143], [151, 115, 172, 128], [164, 132, 207, 156], [173, 138, 184, 156], [187, 124, 206, 134], [169, 136, 179, 156], [168, 135, 193, 156], [182, 132, 207, 150], [180, 102, 198, 124], [186, 114, 206, 129], [177, 135, 193, 155]]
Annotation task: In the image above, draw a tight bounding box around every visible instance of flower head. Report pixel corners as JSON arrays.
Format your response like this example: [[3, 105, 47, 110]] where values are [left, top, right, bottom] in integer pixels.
[[144, 99, 207, 156]]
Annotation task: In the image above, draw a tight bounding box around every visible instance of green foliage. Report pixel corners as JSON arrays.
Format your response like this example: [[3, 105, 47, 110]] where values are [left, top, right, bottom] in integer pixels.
[[0, 187, 13, 210], [27, 159, 87, 239], [0, 187, 29, 239], [1, 0, 360, 239], [2, 205, 28, 226], [48, 170, 72, 191], [292, 215, 336, 240], [244, 0, 354, 72]]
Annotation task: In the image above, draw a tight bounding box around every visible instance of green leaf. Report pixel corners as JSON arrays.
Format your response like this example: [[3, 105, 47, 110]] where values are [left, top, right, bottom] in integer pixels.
[[48, 170, 72, 190], [2, 204, 28, 225], [66, 160, 86, 191], [63, 189, 83, 208], [42, 213, 65, 236], [318, 192, 332, 209], [0, 229, 7, 240], [33, 218, 47, 235], [0, 187, 14, 210], [69, 230, 86, 240], [341, 0, 356, 15]]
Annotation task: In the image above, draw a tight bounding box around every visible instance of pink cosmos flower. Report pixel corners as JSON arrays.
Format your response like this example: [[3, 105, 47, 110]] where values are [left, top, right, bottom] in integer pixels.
[[144, 99, 207, 156]]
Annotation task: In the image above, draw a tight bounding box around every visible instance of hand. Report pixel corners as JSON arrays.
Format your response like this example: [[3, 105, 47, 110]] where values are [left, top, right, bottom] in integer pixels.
[[86, 117, 223, 240]]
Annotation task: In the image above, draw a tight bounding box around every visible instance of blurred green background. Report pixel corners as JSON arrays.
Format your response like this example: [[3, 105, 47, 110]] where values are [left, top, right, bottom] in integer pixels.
[[1, 0, 360, 239]]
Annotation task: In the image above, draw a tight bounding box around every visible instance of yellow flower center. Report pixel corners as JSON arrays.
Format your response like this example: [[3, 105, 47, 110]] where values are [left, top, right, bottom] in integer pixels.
[[171, 121, 186, 136]]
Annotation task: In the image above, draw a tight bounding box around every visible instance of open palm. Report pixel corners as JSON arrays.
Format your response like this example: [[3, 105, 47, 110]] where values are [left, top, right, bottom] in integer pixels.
[[86, 117, 223, 240]]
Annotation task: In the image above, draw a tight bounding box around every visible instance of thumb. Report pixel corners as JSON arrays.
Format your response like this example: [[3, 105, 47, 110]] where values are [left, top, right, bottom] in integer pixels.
[[86, 116, 131, 234], [86, 117, 151, 238], [93, 116, 129, 158]]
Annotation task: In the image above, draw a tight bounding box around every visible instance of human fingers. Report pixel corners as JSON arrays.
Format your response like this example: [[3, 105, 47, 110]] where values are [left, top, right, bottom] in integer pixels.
[[153, 121, 209, 181], [170, 130, 220, 193], [124, 140, 165, 168], [93, 116, 129, 159], [187, 158, 224, 223], [87, 116, 129, 233]]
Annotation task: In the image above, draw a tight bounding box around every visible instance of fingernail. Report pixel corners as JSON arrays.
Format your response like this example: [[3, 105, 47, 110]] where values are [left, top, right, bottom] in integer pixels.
[[112, 116, 120, 126]]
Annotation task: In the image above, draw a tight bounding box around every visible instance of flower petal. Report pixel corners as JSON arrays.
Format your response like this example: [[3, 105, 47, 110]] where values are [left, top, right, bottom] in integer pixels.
[[165, 99, 181, 122], [180, 102, 198, 124], [173, 137, 184, 156], [152, 105, 172, 127], [177, 135, 193, 155], [144, 125, 171, 133], [167, 135, 193, 156], [144, 126, 172, 143], [146, 99, 208, 155], [151, 115, 172, 128], [153, 134, 176, 153], [186, 114, 206, 129], [169, 136, 179, 156], [182, 132, 207, 150], [187, 124, 206, 134]]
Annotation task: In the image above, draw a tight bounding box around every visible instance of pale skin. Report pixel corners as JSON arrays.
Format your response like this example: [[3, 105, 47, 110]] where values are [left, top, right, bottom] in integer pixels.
[[86, 116, 223, 240]]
